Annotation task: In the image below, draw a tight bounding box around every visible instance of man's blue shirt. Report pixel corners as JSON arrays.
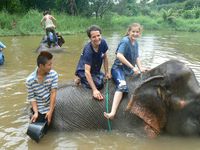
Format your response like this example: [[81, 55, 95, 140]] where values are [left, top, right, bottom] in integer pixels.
[[75, 39, 108, 75]]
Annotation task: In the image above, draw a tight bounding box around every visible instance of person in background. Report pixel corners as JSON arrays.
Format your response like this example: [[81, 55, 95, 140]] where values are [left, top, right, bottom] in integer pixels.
[[74, 25, 111, 101], [26, 51, 58, 126], [0, 41, 6, 65], [104, 23, 148, 119], [0, 41, 6, 51], [56, 32, 65, 47], [41, 10, 57, 48]]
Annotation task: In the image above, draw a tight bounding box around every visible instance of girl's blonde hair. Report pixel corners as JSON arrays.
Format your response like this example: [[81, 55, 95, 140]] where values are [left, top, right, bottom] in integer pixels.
[[125, 23, 143, 36]]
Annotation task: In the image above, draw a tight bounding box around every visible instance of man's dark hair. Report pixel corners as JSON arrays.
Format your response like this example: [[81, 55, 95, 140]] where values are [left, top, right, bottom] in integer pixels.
[[86, 25, 102, 38], [37, 51, 53, 67]]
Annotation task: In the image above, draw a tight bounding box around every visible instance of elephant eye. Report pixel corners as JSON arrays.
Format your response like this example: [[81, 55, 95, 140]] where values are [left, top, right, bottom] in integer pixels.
[[157, 87, 165, 100]]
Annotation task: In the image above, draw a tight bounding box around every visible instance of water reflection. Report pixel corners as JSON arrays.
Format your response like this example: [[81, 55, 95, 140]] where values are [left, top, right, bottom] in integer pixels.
[[1, 30, 200, 149]]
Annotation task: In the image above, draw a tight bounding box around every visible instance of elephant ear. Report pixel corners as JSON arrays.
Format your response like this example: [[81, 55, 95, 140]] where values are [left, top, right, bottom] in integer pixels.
[[126, 75, 168, 137], [126, 75, 165, 111]]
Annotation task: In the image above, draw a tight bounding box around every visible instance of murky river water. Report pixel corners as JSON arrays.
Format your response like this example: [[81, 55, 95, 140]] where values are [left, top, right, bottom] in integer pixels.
[[1, 30, 200, 150]]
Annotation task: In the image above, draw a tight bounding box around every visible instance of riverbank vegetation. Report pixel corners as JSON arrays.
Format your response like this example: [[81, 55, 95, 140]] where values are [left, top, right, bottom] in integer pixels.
[[0, 0, 200, 36]]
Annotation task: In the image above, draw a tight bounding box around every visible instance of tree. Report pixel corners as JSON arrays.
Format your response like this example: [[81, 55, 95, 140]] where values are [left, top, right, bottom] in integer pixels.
[[139, 0, 152, 15], [89, 0, 114, 18], [155, 0, 187, 4], [162, 8, 177, 24], [55, 0, 67, 12], [66, 0, 78, 15], [0, 0, 23, 13], [184, 0, 200, 10], [112, 0, 139, 16], [20, 0, 55, 12], [76, 0, 91, 16]]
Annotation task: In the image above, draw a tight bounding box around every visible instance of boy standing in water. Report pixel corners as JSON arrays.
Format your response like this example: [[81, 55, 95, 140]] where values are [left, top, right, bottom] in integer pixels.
[[0, 41, 6, 51], [104, 23, 148, 119], [0, 41, 6, 65], [41, 10, 57, 47], [26, 51, 58, 126]]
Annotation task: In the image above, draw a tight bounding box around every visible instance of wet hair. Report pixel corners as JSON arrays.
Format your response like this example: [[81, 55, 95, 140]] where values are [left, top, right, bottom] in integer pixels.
[[43, 10, 50, 16], [56, 32, 61, 36], [125, 23, 143, 36], [86, 25, 102, 38], [37, 51, 53, 67]]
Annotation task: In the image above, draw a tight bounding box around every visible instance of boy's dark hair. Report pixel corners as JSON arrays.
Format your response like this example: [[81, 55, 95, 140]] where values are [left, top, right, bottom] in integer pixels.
[[37, 51, 53, 67], [86, 25, 102, 38], [43, 10, 50, 16]]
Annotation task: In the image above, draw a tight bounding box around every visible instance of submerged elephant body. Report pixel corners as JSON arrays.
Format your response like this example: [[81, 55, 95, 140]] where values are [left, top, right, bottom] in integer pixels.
[[36, 36, 66, 53], [51, 60, 200, 137], [51, 79, 141, 132]]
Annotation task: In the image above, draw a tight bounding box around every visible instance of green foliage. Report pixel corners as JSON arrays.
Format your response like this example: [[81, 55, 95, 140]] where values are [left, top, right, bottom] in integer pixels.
[[175, 18, 200, 32], [148, 10, 161, 18], [195, 8, 200, 18], [186, 19, 200, 32], [182, 7, 200, 19], [0, 0, 200, 35], [110, 0, 140, 16], [88, 0, 114, 19], [0, 0, 199, 21], [156, 0, 187, 5], [162, 8, 177, 24], [56, 15, 93, 34], [182, 10, 196, 19], [132, 16, 161, 30], [184, 0, 200, 10], [0, 0, 24, 14], [0, 9, 114, 36], [9, 0, 23, 13], [156, 2, 185, 11], [0, 11, 18, 30], [20, 0, 55, 12], [139, 5, 151, 16], [138, 0, 152, 16], [18, 10, 42, 35], [111, 15, 161, 30]]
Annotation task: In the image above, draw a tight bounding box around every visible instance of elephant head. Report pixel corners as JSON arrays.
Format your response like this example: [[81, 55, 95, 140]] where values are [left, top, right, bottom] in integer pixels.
[[126, 59, 200, 137]]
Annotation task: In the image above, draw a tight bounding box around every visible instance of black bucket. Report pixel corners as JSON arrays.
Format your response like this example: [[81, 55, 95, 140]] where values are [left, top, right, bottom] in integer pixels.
[[27, 121, 48, 143]]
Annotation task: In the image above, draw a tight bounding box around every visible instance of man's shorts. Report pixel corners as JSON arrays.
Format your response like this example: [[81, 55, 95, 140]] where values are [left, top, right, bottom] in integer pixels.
[[76, 71, 105, 90]]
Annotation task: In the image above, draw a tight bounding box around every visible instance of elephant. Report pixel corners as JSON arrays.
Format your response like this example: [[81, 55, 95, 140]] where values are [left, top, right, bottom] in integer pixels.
[[51, 59, 200, 138], [36, 35, 66, 53]]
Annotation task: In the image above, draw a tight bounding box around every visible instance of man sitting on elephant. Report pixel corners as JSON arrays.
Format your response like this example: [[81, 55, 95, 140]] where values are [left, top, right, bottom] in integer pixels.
[[74, 25, 111, 100]]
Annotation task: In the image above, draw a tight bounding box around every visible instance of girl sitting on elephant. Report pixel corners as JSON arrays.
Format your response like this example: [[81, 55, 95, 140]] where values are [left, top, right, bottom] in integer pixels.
[[104, 23, 148, 119]]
